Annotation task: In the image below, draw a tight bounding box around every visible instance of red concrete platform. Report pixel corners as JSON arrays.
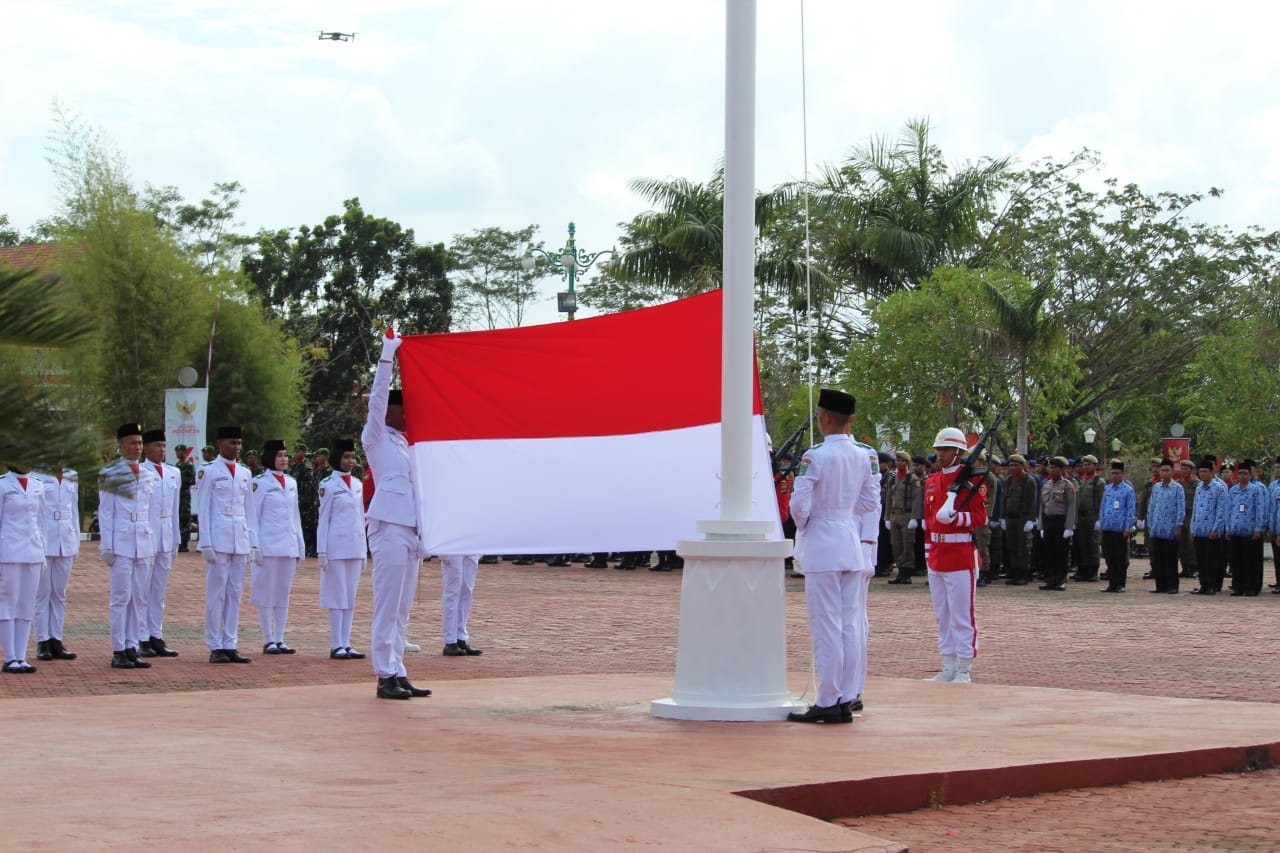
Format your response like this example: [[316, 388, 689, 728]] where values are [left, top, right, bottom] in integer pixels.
[[6, 672, 1280, 851]]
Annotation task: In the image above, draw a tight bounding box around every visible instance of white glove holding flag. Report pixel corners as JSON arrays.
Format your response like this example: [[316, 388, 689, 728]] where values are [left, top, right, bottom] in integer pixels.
[[937, 492, 958, 524], [250, 547, 262, 565], [380, 328, 402, 360]]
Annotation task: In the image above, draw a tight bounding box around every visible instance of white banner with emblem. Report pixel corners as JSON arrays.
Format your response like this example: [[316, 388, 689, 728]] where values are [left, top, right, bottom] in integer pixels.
[[164, 387, 208, 465]]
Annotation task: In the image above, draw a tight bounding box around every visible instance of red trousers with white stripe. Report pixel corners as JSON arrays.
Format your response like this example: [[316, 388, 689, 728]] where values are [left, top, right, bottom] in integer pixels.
[[927, 566, 978, 660]]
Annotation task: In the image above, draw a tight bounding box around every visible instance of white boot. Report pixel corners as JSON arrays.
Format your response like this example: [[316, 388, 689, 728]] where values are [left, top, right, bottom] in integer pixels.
[[952, 657, 973, 684], [927, 654, 957, 682]]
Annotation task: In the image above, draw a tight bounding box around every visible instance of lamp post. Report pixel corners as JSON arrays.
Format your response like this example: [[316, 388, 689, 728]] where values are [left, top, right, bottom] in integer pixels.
[[521, 222, 617, 321]]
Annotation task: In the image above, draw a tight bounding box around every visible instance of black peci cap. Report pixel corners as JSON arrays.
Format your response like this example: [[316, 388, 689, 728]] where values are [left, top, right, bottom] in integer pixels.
[[116, 423, 143, 440], [142, 429, 166, 444], [817, 388, 855, 415], [215, 425, 242, 440]]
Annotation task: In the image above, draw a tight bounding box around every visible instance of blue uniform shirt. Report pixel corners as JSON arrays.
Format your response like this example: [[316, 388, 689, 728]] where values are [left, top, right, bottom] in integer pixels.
[[1268, 480, 1280, 535], [1098, 480, 1135, 533], [1146, 480, 1185, 541], [1190, 477, 1228, 538], [1225, 480, 1268, 537]]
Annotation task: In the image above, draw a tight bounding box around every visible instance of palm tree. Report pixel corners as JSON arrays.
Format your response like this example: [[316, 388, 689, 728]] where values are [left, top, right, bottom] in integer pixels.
[[980, 274, 1058, 453]]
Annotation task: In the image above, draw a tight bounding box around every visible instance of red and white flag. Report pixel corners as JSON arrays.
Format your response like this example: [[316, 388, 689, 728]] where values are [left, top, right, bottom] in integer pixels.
[[398, 290, 780, 555]]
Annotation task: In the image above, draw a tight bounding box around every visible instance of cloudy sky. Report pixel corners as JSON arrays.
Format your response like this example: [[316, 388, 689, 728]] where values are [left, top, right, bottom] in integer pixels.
[[4, 0, 1277, 325]]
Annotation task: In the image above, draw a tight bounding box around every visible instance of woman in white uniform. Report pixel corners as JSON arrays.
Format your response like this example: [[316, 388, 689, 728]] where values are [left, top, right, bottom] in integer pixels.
[[248, 440, 305, 655], [317, 439, 367, 659], [0, 466, 45, 673]]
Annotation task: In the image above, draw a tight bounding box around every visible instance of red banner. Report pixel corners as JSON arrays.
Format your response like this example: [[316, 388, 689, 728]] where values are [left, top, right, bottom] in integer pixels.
[[1162, 437, 1191, 479]]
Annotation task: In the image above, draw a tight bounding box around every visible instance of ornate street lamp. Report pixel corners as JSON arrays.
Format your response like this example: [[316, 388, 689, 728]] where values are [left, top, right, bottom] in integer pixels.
[[520, 222, 618, 321]]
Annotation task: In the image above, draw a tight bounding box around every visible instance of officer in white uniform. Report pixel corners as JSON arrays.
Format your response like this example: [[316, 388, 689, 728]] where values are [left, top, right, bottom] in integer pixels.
[[139, 429, 181, 657], [248, 439, 305, 654], [99, 422, 161, 670], [363, 330, 431, 699], [197, 425, 253, 664], [34, 465, 79, 662], [317, 438, 367, 659], [440, 554, 483, 657], [1, 465, 46, 673], [848, 437, 882, 713], [787, 389, 882, 723]]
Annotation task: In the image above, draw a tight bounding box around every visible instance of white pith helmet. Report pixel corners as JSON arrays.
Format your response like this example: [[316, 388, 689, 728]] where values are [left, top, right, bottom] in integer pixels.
[[932, 427, 969, 451]]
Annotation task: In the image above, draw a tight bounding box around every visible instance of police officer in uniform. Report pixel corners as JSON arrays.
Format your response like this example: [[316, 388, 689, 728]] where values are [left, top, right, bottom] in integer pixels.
[[787, 389, 881, 723], [1, 464, 46, 672], [1036, 456, 1077, 591], [364, 331, 432, 700], [1072, 455, 1104, 582], [175, 444, 196, 552], [139, 430, 181, 657], [1001, 454, 1038, 585], [34, 465, 79, 661], [249, 440, 305, 654], [99, 423, 161, 669], [317, 439, 367, 659], [197, 425, 254, 664]]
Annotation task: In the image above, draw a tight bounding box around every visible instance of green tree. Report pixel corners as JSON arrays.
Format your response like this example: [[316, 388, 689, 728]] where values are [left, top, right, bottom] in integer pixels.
[[979, 273, 1060, 453], [449, 225, 542, 330], [0, 214, 20, 247]]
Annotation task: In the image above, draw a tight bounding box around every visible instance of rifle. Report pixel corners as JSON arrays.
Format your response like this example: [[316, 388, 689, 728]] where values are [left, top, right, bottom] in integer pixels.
[[950, 405, 1012, 509], [772, 414, 819, 469]]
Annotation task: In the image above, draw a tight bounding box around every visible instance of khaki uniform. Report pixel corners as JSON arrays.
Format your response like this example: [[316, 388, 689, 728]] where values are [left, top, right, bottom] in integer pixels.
[[1074, 474, 1104, 579], [887, 471, 921, 576]]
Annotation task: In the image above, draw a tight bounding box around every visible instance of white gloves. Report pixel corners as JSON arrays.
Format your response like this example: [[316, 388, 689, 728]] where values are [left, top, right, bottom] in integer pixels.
[[318, 554, 329, 572], [937, 492, 958, 524], [101, 549, 115, 566], [1136, 519, 1145, 530], [201, 548, 215, 566], [380, 329, 402, 360], [1023, 520, 1035, 533], [250, 547, 262, 565], [884, 520, 892, 531], [1000, 519, 1007, 530], [1039, 529, 1045, 538], [1063, 528, 1074, 539], [908, 519, 918, 530], [1094, 521, 1102, 531], [989, 519, 1000, 529]]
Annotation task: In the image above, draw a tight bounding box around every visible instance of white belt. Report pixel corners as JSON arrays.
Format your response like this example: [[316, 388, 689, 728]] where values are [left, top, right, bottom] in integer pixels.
[[930, 533, 972, 544], [52, 511, 66, 520]]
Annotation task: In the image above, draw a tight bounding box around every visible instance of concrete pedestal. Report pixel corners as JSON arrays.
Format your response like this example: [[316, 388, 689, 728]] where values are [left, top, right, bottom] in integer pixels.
[[651, 530, 802, 721]]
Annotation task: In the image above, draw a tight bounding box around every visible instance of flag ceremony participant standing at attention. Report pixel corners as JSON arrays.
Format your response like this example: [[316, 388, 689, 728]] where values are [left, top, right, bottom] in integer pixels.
[[364, 330, 432, 700], [249, 440, 305, 655], [1, 464, 46, 673], [33, 465, 79, 662], [139, 430, 181, 658], [440, 554, 484, 657], [787, 389, 881, 724], [922, 427, 988, 684], [317, 439, 368, 660], [198, 426, 254, 664], [99, 423, 161, 670]]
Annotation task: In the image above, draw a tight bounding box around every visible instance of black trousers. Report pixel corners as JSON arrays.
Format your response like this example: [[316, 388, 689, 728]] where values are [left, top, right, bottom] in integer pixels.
[[1227, 535, 1264, 594], [1101, 530, 1129, 589], [1149, 537, 1180, 592], [1195, 536, 1225, 592], [1041, 516, 1067, 586], [1004, 516, 1028, 580]]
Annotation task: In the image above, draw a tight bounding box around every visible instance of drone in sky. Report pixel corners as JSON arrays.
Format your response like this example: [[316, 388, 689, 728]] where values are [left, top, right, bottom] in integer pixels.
[[318, 31, 355, 42]]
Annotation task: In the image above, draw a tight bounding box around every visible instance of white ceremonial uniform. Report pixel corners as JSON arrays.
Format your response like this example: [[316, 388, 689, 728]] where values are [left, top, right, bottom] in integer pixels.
[[143, 460, 180, 643], [99, 459, 160, 652], [317, 471, 367, 651], [363, 346, 423, 680], [790, 434, 882, 708], [0, 471, 46, 664], [196, 457, 252, 650], [248, 470, 305, 646], [440, 554, 481, 646], [850, 441, 882, 703], [34, 470, 79, 644]]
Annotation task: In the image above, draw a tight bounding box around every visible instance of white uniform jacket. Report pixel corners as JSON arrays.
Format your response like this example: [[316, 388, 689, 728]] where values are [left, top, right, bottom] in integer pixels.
[[98, 459, 160, 559], [790, 434, 882, 573], [249, 471, 305, 558], [196, 459, 252, 555], [35, 470, 80, 558], [0, 471, 46, 563], [361, 356, 419, 529], [317, 471, 367, 560], [148, 461, 181, 553]]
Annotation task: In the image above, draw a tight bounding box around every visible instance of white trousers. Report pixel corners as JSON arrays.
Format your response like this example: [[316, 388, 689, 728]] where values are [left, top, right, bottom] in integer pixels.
[[109, 555, 152, 651], [205, 551, 248, 650], [144, 549, 173, 640], [804, 569, 870, 708], [440, 554, 479, 644], [928, 567, 979, 659], [35, 555, 73, 641], [369, 520, 420, 679]]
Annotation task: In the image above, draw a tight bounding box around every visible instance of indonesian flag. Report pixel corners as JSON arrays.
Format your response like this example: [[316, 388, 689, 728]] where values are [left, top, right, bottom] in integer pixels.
[[398, 290, 780, 554]]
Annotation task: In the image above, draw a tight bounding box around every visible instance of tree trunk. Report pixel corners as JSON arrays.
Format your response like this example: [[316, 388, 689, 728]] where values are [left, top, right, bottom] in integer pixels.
[[1017, 359, 1029, 454]]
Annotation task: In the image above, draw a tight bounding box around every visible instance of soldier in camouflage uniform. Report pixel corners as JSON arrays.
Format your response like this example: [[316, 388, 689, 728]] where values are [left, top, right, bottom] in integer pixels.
[[175, 443, 196, 552], [288, 442, 318, 558]]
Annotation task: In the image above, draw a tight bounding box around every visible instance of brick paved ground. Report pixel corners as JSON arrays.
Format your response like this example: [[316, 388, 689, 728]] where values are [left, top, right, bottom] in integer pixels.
[[5, 555, 1280, 850]]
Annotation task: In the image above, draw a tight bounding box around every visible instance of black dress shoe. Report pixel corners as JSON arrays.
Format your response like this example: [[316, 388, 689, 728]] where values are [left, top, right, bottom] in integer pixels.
[[111, 651, 136, 669], [138, 639, 157, 657], [148, 637, 177, 657], [888, 577, 912, 585], [455, 640, 483, 656], [1038, 583, 1056, 590], [344, 647, 366, 659], [276, 643, 296, 654], [2, 659, 28, 674], [1100, 587, 1116, 593], [1230, 590, 1246, 596], [1142, 571, 1154, 579], [1167, 588, 1180, 594], [223, 649, 252, 663], [330, 647, 349, 659], [479, 555, 499, 564], [125, 648, 152, 668], [209, 649, 231, 663], [395, 676, 432, 697], [787, 703, 847, 724], [36, 641, 52, 661], [376, 677, 412, 700], [443, 643, 467, 657], [264, 643, 282, 655], [1113, 586, 1126, 593], [19, 661, 36, 673], [584, 559, 609, 568], [48, 638, 77, 659]]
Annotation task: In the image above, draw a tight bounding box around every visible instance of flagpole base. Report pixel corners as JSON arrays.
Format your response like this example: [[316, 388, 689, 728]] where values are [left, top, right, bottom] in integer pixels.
[[650, 533, 802, 722]]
